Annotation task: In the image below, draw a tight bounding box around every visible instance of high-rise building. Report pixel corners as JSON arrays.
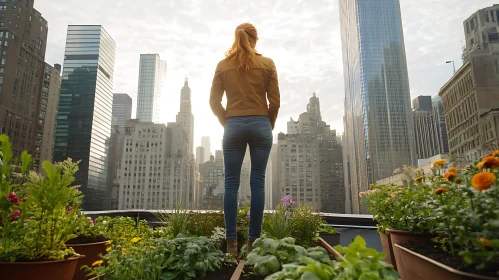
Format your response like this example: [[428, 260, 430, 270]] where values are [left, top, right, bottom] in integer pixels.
[[201, 136, 211, 160], [270, 143, 280, 208], [176, 78, 194, 157], [339, 0, 416, 214], [39, 63, 62, 169], [199, 155, 225, 210], [196, 146, 205, 165], [53, 25, 116, 210], [136, 54, 166, 123], [0, 0, 47, 160], [108, 124, 120, 210], [412, 96, 449, 160], [112, 94, 132, 133], [439, 5, 499, 163], [277, 93, 344, 212]]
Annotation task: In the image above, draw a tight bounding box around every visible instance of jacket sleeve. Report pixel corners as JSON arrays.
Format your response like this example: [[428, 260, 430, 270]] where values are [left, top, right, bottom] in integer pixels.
[[267, 59, 280, 129], [209, 62, 226, 127]]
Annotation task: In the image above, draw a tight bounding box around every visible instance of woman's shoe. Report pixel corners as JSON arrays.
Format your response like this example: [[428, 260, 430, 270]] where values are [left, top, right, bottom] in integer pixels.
[[247, 239, 256, 255], [227, 240, 238, 258]]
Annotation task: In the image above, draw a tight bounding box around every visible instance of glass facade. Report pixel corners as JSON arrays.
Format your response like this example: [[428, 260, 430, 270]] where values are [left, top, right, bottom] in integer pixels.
[[136, 54, 167, 123], [340, 0, 416, 214], [53, 26, 116, 210]]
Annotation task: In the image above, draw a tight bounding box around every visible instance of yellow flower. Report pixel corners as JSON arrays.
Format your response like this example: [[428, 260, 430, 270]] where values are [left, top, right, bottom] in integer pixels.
[[449, 167, 457, 173], [432, 159, 446, 166], [105, 240, 112, 245], [106, 247, 112, 253], [471, 172, 496, 191], [131, 237, 141, 243], [121, 248, 128, 254], [92, 260, 103, 267]]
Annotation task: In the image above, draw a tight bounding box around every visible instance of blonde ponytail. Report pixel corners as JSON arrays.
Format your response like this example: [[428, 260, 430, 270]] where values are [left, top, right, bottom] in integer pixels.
[[225, 23, 259, 72]]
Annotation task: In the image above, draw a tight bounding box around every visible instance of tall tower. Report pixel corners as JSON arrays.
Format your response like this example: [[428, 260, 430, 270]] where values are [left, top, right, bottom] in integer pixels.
[[176, 78, 194, 156], [136, 54, 167, 123], [339, 0, 416, 214], [307, 92, 322, 121], [201, 136, 211, 160], [0, 0, 47, 161], [53, 25, 116, 210]]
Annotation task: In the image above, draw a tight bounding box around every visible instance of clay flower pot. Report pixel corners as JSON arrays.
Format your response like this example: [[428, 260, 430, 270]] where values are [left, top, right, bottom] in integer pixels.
[[379, 231, 396, 269], [0, 255, 85, 280], [387, 228, 433, 279], [395, 244, 499, 280], [66, 241, 107, 280]]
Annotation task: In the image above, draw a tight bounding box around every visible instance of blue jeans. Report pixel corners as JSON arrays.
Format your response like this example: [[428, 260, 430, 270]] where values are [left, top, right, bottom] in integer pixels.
[[223, 116, 273, 241]]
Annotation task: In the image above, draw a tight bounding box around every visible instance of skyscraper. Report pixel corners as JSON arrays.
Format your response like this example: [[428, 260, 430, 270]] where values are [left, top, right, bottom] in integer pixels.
[[112, 94, 133, 133], [53, 25, 116, 210], [136, 54, 167, 123], [0, 0, 47, 160], [176, 78, 194, 156], [201, 136, 211, 161], [196, 146, 205, 165], [39, 63, 62, 169], [340, 0, 416, 213]]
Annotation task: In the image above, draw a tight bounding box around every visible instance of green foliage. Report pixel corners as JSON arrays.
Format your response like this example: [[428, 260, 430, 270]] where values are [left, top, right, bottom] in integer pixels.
[[318, 225, 337, 234], [262, 204, 296, 241], [266, 236, 399, 280], [0, 136, 80, 262], [88, 235, 225, 280], [96, 216, 151, 246], [245, 236, 332, 276], [186, 211, 224, 237], [156, 204, 190, 238]]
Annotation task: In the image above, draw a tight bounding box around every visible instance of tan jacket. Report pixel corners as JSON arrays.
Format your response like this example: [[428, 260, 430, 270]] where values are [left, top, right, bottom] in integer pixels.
[[209, 54, 280, 128]]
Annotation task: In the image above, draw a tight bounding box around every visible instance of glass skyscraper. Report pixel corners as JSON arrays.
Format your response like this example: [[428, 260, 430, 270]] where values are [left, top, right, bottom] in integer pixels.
[[340, 0, 416, 214], [136, 54, 167, 123], [53, 25, 116, 210]]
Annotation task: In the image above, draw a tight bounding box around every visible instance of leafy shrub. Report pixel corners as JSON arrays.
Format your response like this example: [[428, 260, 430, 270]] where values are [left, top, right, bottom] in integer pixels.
[[96, 216, 151, 246], [245, 236, 331, 276], [318, 225, 337, 234], [186, 211, 224, 237], [155, 205, 190, 238], [266, 236, 399, 280]]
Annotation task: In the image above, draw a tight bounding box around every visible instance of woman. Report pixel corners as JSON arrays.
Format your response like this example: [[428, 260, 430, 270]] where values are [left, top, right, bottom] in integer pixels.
[[209, 23, 280, 256]]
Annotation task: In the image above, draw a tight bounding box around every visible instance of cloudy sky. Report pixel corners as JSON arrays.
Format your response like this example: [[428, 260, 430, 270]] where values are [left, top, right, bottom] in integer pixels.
[[38, 0, 494, 154]]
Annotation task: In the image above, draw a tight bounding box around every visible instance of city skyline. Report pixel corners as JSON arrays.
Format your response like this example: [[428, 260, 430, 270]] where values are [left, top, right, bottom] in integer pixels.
[[38, 0, 495, 151]]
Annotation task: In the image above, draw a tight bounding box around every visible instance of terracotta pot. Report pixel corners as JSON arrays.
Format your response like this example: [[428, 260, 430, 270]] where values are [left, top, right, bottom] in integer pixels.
[[379, 231, 396, 269], [395, 244, 499, 280], [0, 255, 84, 280], [319, 232, 341, 247], [66, 241, 107, 280], [387, 229, 433, 280]]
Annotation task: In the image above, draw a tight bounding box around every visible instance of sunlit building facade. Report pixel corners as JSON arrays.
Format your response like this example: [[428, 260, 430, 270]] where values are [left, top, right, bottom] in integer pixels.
[[136, 54, 167, 123], [340, 0, 416, 213]]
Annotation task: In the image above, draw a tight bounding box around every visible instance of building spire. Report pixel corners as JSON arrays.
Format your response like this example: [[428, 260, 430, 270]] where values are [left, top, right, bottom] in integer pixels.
[[184, 77, 188, 87]]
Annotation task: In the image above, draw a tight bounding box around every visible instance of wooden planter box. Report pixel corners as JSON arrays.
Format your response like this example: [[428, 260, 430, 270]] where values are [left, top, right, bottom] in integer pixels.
[[395, 244, 499, 280]]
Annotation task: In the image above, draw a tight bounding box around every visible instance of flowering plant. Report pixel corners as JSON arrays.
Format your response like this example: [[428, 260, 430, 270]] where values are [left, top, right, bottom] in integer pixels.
[[0, 135, 80, 261]]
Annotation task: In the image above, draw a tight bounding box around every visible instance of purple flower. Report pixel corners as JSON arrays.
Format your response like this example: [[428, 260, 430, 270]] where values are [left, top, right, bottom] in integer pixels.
[[88, 217, 94, 225], [281, 195, 291, 202], [66, 206, 73, 214], [247, 210, 251, 216], [10, 210, 21, 222], [8, 193, 19, 205]]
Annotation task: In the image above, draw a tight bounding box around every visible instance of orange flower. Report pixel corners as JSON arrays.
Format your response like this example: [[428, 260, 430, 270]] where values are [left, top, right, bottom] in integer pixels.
[[432, 159, 446, 166], [435, 188, 449, 195], [478, 156, 499, 169], [449, 167, 457, 173], [444, 172, 456, 181], [476, 161, 485, 169], [493, 150, 499, 157], [471, 172, 496, 191], [477, 237, 490, 247]]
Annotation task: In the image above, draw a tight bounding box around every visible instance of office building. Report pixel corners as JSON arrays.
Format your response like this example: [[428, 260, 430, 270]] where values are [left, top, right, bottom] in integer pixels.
[[39, 63, 62, 168], [277, 93, 344, 212], [412, 96, 449, 160], [439, 5, 499, 163], [136, 54, 166, 123], [201, 136, 211, 161], [53, 25, 116, 210], [339, 0, 416, 214], [112, 93, 132, 133], [108, 124, 120, 210], [196, 146, 205, 165], [199, 155, 225, 209], [0, 0, 47, 160], [176, 78, 194, 157]]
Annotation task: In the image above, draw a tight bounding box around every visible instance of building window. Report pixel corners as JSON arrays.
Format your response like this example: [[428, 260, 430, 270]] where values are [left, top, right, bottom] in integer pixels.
[[3, 41, 6, 47], [0, 67, 4, 73], [1, 58, 5, 65]]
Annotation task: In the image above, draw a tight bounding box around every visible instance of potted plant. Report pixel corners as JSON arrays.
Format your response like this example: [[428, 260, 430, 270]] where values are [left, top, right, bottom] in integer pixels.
[[317, 224, 340, 247], [66, 208, 109, 280], [395, 155, 499, 279], [0, 135, 84, 280]]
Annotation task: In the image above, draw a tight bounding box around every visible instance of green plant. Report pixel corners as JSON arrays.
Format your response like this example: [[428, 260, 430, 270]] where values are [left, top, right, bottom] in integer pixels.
[[266, 236, 399, 280], [245, 236, 331, 276], [0, 135, 80, 262], [186, 211, 224, 237], [291, 203, 324, 247], [156, 204, 190, 238], [96, 216, 151, 246], [209, 226, 226, 249], [318, 225, 337, 234]]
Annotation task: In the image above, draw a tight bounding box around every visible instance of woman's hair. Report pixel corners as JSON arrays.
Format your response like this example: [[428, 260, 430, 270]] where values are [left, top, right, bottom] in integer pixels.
[[225, 23, 258, 72]]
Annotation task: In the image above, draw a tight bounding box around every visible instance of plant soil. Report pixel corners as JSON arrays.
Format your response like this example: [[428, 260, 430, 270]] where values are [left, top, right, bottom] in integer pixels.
[[198, 264, 237, 280], [401, 242, 499, 278], [66, 234, 108, 244]]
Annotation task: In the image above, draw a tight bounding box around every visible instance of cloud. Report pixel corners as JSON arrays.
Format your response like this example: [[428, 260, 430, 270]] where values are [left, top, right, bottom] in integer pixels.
[[37, 0, 496, 152]]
